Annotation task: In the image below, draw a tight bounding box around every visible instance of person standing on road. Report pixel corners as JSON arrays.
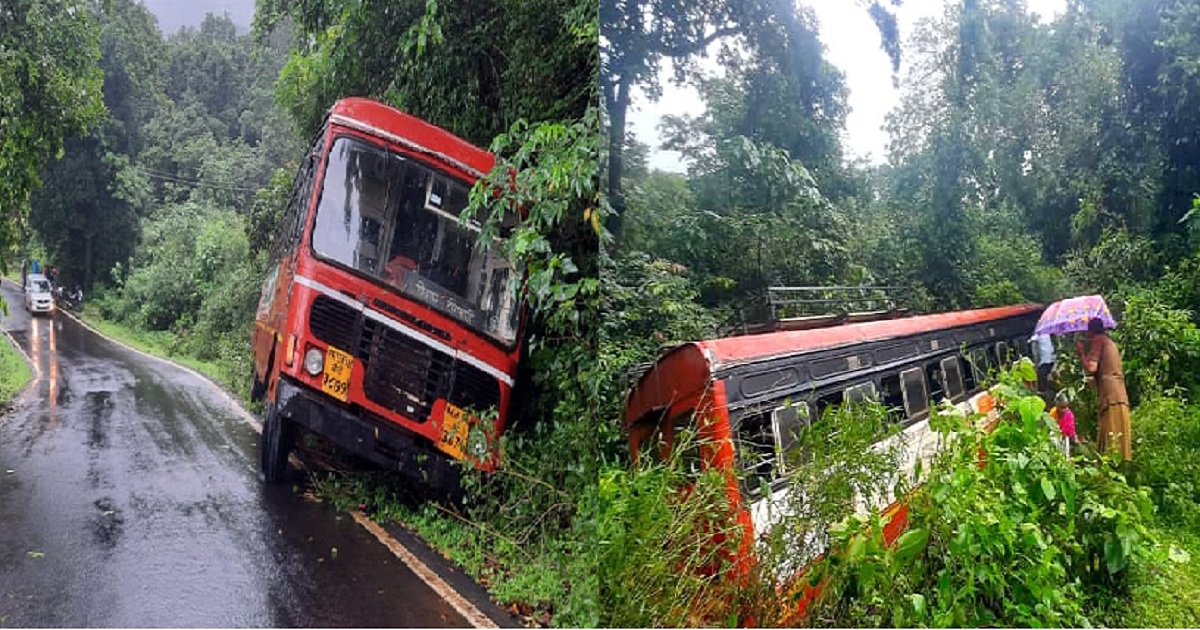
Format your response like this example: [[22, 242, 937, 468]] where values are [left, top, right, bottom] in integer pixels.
[[1031, 332, 1055, 401], [1077, 317, 1131, 461], [20, 259, 26, 289]]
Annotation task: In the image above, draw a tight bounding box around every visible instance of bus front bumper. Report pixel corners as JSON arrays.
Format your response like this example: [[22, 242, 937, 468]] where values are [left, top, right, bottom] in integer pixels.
[[274, 375, 463, 496]]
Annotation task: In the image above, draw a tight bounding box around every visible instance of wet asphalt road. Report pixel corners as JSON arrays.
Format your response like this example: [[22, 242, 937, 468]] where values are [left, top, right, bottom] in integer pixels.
[[0, 281, 469, 627]]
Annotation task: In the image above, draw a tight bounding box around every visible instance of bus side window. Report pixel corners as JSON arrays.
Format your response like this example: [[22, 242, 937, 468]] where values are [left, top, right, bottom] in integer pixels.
[[815, 390, 845, 421], [925, 362, 945, 402], [986, 344, 1000, 370], [880, 373, 907, 423], [941, 356, 965, 400], [737, 410, 778, 493], [271, 134, 322, 263], [971, 348, 990, 385], [845, 381, 878, 405], [773, 402, 811, 473], [961, 352, 978, 392], [900, 367, 929, 420]]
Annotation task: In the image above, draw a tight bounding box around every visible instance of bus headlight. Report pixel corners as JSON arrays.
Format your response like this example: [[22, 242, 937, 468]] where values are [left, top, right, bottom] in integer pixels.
[[468, 427, 488, 458], [303, 347, 324, 376]]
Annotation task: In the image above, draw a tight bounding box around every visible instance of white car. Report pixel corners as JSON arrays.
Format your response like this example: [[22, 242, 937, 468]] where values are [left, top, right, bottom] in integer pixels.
[[24, 274, 54, 315]]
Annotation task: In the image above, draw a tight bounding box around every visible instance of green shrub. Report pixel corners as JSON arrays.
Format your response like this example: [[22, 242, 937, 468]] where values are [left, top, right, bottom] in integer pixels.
[[973, 279, 1024, 307], [1113, 290, 1200, 404], [94, 201, 262, 399], [598, 251, 720, 459], [598, 436, 747, 628], [808, 365, 1153, 628], [1064, 228, 1161, 298], [1131, 395, 1200, 525]]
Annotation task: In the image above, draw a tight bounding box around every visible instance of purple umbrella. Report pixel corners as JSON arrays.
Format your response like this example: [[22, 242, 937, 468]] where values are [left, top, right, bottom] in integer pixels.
[[1034, 295, 1117, 336]]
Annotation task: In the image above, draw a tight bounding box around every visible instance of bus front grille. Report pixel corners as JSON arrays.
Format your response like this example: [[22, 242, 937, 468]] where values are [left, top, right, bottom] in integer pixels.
[[307, 295, 503, 422], [451, 361, 502, 412], [309, 295, 360, 353], [362, 324, 453, 421]]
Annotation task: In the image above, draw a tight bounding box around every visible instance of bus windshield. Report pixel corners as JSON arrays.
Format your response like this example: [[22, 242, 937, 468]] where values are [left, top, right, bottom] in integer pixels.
[[311, 136, 520, 345]]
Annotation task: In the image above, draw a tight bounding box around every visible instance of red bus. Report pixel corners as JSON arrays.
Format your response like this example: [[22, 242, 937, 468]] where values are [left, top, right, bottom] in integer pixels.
[[251, 98, 521, 490], [623, 304, 1041, 620]]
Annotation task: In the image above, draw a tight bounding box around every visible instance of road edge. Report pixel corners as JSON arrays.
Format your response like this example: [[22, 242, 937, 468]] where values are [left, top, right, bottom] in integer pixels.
[[351, 511, 503, 629], [7, 278, 515, 629], [0, 311, 37, 411]]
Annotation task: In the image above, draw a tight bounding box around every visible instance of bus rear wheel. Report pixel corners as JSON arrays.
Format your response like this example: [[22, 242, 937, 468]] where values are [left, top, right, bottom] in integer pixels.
[[261, 402, 294, 483]]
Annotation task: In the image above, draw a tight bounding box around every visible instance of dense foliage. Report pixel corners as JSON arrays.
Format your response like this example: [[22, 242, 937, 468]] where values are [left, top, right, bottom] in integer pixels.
[[0, 0, 104, 275], [599, 0, 1200, 625]]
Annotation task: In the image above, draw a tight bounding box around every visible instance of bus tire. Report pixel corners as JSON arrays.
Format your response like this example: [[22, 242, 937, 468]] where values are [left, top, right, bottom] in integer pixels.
[[261, 402, 294, 483]]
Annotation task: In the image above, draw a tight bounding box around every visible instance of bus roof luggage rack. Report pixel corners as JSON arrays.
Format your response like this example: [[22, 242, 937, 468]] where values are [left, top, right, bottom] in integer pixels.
[[756, 285, 915, 333]]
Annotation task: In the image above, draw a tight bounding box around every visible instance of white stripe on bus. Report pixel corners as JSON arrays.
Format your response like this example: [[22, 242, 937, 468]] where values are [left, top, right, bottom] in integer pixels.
[[293, 275, 515, 387]]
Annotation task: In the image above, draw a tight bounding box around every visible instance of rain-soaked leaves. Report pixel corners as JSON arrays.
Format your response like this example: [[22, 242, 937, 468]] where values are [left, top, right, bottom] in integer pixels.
[[26, 551, 44, 559]]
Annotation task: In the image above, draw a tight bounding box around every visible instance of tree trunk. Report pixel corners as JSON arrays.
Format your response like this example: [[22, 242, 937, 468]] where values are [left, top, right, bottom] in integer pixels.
[[604, 74, 631, 239]]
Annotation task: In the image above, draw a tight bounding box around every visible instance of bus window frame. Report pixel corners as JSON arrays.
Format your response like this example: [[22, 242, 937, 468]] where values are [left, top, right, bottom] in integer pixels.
[[925, 361, 945, 402], [941, 356, 966, 401], [899, 367, 929, 421], [970, 348, 990, 385], [269, 134, 322, 265], [879, 371, 907, 423], [772, 401, 812, 475], [736, 407, 780, 496], [986, 343, 1001, 370], [960, 351, 977, 392], [845, 381, 878, 405], [305, 131, 522, 351]]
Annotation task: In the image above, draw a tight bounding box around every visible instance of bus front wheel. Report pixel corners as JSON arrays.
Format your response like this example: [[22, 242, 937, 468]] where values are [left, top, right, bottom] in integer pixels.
[[261, 402, 294, 483]]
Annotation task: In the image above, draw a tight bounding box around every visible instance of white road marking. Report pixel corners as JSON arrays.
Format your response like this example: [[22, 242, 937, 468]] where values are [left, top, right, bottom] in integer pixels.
[[7, 277, 498, 628], [350, 511, 498, 629]]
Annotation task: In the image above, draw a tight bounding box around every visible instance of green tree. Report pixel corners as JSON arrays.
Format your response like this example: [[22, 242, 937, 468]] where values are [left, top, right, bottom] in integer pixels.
[[256, 0, 596, 147], [0, 0, 104, 269], [28, 0, 166, 288], [601, 0, 902, 239]]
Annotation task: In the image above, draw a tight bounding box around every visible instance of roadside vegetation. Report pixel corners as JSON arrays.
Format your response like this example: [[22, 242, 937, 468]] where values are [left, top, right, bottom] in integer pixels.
[[0, 333, 31, 409], [599, 0, 1200, 625], [6, 0, 598, 625]]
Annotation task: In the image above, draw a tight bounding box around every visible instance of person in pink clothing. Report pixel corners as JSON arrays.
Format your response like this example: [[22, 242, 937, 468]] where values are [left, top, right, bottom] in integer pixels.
[[1049, 391, 1077, 456]]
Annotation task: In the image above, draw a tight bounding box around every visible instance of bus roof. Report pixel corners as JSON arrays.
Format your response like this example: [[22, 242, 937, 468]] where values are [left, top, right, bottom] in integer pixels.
[[697, 303, 1041, 369], [624, 303, 1042, 427], [328, 98, 495, 180]]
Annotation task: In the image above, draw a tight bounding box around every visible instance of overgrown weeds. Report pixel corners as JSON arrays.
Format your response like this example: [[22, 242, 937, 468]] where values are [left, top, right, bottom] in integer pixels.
[[598, 436, 747, 628], [600, 360, 1162, 628], [808, 369, 1153, 627]]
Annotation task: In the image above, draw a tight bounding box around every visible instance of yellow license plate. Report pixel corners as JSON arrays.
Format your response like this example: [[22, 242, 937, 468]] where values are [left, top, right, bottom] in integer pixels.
[[321, 345, 354, 402], [437, 403, 468, 460]]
